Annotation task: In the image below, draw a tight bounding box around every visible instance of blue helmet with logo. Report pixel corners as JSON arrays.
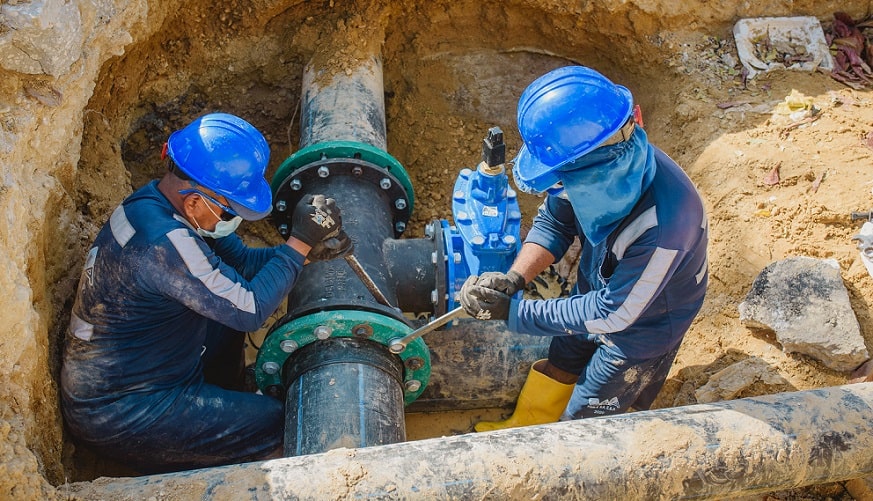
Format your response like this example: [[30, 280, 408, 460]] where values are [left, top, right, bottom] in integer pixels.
[[513, 66, 634, 194], [166, 113, 272, 220]]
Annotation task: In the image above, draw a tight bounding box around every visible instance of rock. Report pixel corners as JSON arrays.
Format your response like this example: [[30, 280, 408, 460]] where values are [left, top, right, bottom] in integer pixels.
[[0, 0, 84, 76], [846, 476, 873, 501], [695, 357, 790, 403], [738, 256, 869, 373]]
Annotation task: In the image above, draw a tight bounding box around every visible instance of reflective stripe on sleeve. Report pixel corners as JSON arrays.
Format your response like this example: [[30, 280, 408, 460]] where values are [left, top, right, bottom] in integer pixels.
[[584, 246, 678, 334], [166, 228, 257, 314], [612, 206, 657, 261], [70, 311, 94, 341], [110, 205, 136, 248], [695, 255, 708, 285]]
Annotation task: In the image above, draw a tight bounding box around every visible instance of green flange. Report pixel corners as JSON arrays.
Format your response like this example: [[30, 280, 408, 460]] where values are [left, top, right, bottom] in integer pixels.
[[255, 310, 430, 405], [271, 140, 415, 215]]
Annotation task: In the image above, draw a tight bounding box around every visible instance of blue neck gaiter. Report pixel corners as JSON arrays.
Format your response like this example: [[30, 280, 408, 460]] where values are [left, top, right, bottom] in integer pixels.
[[558, 127, 656, 246]]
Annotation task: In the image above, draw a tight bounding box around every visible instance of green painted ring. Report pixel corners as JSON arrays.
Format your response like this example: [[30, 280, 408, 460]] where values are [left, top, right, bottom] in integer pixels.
[[271, 140, 415, 215], [255, 310, 430, 405]]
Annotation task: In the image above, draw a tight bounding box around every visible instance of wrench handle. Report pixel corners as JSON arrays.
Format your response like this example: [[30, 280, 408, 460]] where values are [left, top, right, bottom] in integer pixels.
[[389, 307, 466, 353], [344, 254, 393, 308]]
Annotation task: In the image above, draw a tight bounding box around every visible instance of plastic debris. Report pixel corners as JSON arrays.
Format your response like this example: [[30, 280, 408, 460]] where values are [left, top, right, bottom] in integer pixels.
[[852, 221, 873, 278], [733, 16, 834, 79], [763, 164, 781, 186], [809, 170, 827, 193], [776, 89, 816, 116]]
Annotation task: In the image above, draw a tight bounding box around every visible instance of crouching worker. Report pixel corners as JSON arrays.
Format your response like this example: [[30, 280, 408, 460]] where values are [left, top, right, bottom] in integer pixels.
[[61, 113, 351, 473], [460, 66, 709, 431]]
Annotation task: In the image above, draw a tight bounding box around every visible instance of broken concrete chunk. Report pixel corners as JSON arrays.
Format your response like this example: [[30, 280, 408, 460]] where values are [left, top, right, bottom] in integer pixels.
[[0, 0, 84, 76], [695, 357, 790, 403], [733, 16, 834, 79], [738, 256, 869, 373]]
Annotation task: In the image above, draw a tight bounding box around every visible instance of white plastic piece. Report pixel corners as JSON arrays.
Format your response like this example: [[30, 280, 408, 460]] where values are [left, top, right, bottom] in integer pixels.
[[733, 16, 834, 79], [855, 222, 873, 278]]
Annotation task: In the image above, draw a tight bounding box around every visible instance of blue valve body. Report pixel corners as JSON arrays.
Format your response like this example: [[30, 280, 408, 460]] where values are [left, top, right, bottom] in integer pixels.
[[444, 165, 522, 309]]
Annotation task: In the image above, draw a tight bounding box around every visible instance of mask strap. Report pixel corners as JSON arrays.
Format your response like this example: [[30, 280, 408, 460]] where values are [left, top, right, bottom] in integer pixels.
[[200, 195, 224, 221], [190, 214, 204, 231]]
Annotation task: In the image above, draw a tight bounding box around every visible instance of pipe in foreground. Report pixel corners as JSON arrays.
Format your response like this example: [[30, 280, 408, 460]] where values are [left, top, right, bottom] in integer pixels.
[[66, 384, 873, 500]]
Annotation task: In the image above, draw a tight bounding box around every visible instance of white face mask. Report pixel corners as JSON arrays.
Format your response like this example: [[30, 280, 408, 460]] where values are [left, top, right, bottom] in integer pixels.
[[191, 193, 243, 239], [196, 216, 242, 239]]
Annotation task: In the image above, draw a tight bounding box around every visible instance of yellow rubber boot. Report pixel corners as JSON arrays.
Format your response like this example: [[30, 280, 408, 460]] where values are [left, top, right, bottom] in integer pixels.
[[474, 360, 575, 432]]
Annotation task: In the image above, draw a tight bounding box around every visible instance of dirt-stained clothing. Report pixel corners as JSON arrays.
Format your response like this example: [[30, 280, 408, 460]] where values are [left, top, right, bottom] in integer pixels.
[[512, 147, 709, 419], [60, 180, 302, 472]]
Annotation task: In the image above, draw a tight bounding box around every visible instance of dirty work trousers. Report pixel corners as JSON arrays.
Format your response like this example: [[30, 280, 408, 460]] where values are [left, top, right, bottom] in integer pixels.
[[549, 334, 681, 420], [63, 325, 283, 474]]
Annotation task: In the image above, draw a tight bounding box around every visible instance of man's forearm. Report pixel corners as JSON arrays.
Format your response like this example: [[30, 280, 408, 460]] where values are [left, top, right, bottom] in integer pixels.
[[510, 242, 557, 283]]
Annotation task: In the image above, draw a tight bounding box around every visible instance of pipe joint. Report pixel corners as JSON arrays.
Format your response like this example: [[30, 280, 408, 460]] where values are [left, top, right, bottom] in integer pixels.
[[270, 141, 415, 239], [256, 310, 431, 405]]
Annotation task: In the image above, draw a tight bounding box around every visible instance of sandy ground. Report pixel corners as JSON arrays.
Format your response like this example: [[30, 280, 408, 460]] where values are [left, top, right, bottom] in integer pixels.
[[8, 0, 871, 497]]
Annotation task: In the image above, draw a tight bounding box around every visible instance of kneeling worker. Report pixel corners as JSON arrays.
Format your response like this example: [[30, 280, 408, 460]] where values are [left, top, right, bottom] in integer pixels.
[[61, 113, 350, 472], [460, 66, 709, 430]]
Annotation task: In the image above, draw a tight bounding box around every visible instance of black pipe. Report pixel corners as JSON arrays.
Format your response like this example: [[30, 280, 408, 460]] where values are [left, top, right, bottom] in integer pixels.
[[300, 55, 387, 150], [276, 51, 413, 458], [382, 237, 439, 314], [286, 174, 401, 317], [282, 337, 406, 456], [408, 318, 549, 411]]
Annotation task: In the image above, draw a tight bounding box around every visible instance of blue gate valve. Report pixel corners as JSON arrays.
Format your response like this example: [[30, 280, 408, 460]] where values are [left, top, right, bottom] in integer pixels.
[[444, 127, 522, 310]]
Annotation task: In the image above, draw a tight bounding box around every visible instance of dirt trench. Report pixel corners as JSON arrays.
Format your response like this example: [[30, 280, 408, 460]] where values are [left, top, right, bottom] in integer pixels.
[[3, 0, 873, 498]]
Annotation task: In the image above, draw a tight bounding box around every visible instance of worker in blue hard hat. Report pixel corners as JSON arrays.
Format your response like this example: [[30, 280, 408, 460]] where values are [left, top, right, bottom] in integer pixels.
[[459, 66, 709, 430], [60, 112, 351, 473]]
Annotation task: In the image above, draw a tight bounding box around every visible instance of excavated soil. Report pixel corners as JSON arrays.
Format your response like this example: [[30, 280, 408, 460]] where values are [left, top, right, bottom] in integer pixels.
[[4, 0, 873, 498]]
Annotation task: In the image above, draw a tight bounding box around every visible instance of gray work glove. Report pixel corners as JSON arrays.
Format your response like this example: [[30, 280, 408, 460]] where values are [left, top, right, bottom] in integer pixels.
[[307, 230, 354, 262], [476, 270, 527, 296], [460, 275, 512, 321], [290, 194, 342, 247]]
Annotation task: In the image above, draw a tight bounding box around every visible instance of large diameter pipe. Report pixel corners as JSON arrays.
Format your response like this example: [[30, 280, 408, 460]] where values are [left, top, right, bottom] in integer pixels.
[[272, 50, 406, 459], [283, 337, 406, 456], [408, 318, 549, 411], [67, 384, 873, 500], [299, 55, 387, 150], [285, 175, 399, 316]]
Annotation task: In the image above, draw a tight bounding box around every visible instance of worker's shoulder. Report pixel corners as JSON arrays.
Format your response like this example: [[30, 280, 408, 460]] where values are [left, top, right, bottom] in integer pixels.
[[649, 150, 705, 218], [617, 150, 705, 251], [116, 183, 191, 246]]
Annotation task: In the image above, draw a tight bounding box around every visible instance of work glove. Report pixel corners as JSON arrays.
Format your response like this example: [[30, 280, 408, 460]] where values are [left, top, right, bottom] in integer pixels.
[[307, 229, 354, 262], [476, 270, 527, 296], [290, 194, 343, 247], [460, 274, 512, 321]]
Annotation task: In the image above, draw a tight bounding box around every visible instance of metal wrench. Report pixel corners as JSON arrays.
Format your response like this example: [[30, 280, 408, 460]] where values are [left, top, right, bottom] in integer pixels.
[[344, 254, 394, 308], [388, 306, 466, 354]]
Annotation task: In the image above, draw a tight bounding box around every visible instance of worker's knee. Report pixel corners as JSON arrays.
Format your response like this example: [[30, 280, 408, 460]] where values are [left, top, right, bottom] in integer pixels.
[[535, 359, 580, 384]]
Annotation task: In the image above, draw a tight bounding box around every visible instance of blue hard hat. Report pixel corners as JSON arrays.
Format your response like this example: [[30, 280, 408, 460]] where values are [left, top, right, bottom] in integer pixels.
[[513, 66, 634, 193], [167, 112, 272, 220]]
